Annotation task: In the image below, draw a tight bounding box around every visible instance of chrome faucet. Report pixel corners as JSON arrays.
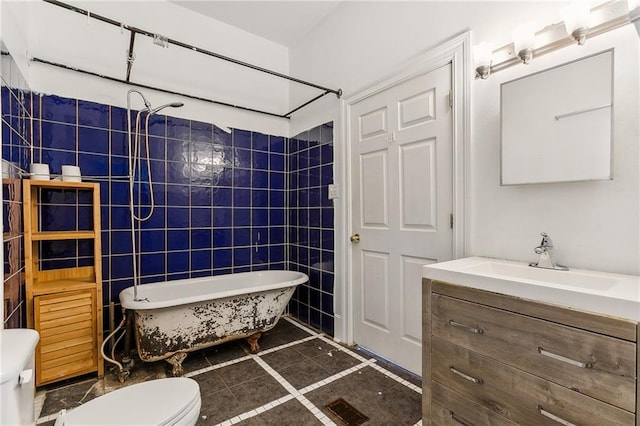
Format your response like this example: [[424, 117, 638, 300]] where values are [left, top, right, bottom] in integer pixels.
[[529, 232, 569, 271]]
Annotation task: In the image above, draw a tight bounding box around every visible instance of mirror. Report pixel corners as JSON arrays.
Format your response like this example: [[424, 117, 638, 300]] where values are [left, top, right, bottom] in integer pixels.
[[501, 50, 613, 185]]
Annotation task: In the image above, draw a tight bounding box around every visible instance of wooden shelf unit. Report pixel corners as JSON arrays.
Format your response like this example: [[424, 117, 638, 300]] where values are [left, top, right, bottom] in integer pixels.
[[23, 180, 104, 386], [31, 230, 97, 241]]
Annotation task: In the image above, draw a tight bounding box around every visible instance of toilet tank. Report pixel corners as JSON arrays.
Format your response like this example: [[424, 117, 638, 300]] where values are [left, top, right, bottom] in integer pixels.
[[1, 329, 40, 426]]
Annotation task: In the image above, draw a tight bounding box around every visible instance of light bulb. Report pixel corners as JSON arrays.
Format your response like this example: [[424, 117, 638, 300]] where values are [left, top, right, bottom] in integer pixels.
[[473, 42, 493, 66], [562, 1, 591, 45], [513, 22, 536, 64], [473, 42, 494, 79]]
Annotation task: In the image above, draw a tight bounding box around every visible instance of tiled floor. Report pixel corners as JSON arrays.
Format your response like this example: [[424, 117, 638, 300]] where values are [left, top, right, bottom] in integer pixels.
[[35, 317, 423, 425]]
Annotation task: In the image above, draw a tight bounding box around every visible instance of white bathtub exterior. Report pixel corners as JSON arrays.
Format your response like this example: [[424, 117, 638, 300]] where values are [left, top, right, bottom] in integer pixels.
[[119, 271, 307, 362]]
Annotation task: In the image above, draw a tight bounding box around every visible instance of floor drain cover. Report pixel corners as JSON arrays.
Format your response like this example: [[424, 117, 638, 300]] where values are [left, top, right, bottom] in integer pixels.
[[325, 398, 369, 426]]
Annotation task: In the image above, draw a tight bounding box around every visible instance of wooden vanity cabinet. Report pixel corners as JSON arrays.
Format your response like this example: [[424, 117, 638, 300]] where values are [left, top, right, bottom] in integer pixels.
[[423, 279, 639, 425], [23, 180, 104, 386]]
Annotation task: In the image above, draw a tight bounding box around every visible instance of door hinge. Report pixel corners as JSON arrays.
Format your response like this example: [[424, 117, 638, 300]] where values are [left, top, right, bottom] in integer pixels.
[[448, 90, 454, 108], [450, 213, 454, 229]]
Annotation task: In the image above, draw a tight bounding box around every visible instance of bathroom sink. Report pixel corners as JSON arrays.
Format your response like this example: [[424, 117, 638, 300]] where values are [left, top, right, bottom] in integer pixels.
[[458, 259, 619, 290], [423, 257, 640, 321]]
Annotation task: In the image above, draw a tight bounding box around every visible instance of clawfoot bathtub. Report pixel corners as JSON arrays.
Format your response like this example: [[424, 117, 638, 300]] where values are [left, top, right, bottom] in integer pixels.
[[119, 270, 308, 375]]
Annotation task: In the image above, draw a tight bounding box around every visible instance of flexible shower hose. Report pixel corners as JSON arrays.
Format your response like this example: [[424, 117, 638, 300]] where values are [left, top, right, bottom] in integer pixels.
[[100, 316, 128, 379]]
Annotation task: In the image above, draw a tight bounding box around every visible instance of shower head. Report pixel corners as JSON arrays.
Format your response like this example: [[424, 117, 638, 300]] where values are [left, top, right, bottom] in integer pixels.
[[149, 102, 184, 115], [127, 89, 152, 110]]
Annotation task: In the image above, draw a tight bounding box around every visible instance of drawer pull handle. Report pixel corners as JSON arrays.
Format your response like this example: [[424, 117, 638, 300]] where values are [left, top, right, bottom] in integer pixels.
[[538, 405, 576, 426], [449, 366, 483, 384], [449, 320, 484, 335], [449, 411, 471, 426], [537, 347, 592, 369]]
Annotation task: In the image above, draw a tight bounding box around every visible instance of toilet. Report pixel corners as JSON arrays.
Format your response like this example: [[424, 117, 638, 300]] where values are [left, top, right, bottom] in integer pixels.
[[1, 329, 39, 426], [1, 329, 201, 426], [59, 377, 201, 426]]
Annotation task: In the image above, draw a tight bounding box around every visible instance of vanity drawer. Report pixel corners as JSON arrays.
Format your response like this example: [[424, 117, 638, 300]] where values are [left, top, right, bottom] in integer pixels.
[[432, 293, 636, 412], [431, 338, 635, 425], [431, 381, 517, 426]]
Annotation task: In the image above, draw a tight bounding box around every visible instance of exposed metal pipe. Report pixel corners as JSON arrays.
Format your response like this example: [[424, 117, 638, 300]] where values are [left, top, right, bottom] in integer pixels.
[[125, 32, 136, 82], [122, 309, 134, 368], [42, 0, 342, 98], [126, 90, 185, 302], [284, 90, 339, 118], [31, 57, 287, 119]]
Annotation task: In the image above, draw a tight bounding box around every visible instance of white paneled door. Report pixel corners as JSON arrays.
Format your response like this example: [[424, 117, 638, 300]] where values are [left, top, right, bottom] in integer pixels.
[[350, 63, 453, 375]]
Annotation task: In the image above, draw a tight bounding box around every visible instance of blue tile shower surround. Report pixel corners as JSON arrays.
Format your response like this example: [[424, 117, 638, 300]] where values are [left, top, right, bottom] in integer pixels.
[[35, 93, 288, 299], [2, 77, 33, 328], [5, 90, 336, 336], [288, 123, 335, 336]]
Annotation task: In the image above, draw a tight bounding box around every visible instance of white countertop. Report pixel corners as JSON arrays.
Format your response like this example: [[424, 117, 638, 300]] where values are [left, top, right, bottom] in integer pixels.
[[423, 257, 640, 322]]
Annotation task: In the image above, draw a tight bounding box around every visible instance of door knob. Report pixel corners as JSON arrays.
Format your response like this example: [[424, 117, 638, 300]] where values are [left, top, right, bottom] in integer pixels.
[[350, 233, 360, 243]]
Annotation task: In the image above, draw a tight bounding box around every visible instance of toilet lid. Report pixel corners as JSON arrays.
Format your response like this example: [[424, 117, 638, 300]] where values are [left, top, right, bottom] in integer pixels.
[[63, 377, 200, 426]]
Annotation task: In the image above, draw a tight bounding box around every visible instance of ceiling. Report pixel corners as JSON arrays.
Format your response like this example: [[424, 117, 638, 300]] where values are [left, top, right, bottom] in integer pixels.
[[169, 1, 342, 47]]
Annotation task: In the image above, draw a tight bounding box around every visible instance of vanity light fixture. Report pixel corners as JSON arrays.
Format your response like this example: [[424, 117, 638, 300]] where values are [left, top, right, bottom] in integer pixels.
[[512, 22, 536, 64], [562, 1, 591, 45], [474, 0, 637, 80], [473, 42, 494, 79]]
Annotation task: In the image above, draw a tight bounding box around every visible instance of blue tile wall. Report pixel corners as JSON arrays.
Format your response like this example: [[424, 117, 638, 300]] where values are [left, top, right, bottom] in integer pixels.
[[1, 52, 33, 328], [37, 189, 96, 273], [27, 93, 293, 328], [2, 83, 336, 336], [288, 123, 335, 336]]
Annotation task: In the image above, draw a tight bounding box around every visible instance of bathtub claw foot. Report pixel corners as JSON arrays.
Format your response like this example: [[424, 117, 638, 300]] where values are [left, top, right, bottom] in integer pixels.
[[166, 352, 188, 376], [117, 369, 130, 383], [246, 332, 262, 354]]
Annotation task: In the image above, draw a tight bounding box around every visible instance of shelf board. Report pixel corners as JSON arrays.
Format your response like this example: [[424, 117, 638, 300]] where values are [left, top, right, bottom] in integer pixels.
[[31, 231, 96, 241], [24, 180, 99, 190], [33, 278, 97, 295]]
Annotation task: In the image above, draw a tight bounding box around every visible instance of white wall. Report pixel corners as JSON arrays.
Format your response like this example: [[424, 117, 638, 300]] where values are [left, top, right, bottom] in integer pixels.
[[1, 0, 31, 81], [471, 26, 639, 275], [25, 0, 291, 136], [290, 1, 640, 275], [289, 1, 564, 135]]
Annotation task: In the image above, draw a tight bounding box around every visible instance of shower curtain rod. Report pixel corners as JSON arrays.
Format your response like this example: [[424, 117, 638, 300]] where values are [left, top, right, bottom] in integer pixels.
[[42, 0, 343, 102], [31, 57, 293, 119]]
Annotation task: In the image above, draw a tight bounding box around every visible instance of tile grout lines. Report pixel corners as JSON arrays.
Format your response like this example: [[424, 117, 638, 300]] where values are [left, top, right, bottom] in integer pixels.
[[216, 356, 378, 425], [368, 360, 422, 395], [37, 317, 421, 425], [37, 335, 322, 425], [297, 360, 375, 396], [36, 413, 57, 424], [252, 355, 337, 426], [284, 316, 422, 394], [212, 318, 422, 425], [183, 335, 318, 378]]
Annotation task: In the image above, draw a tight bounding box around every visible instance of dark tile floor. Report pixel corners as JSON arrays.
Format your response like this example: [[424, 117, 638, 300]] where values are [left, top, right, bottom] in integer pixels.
[[35, 317, 422, 425]]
